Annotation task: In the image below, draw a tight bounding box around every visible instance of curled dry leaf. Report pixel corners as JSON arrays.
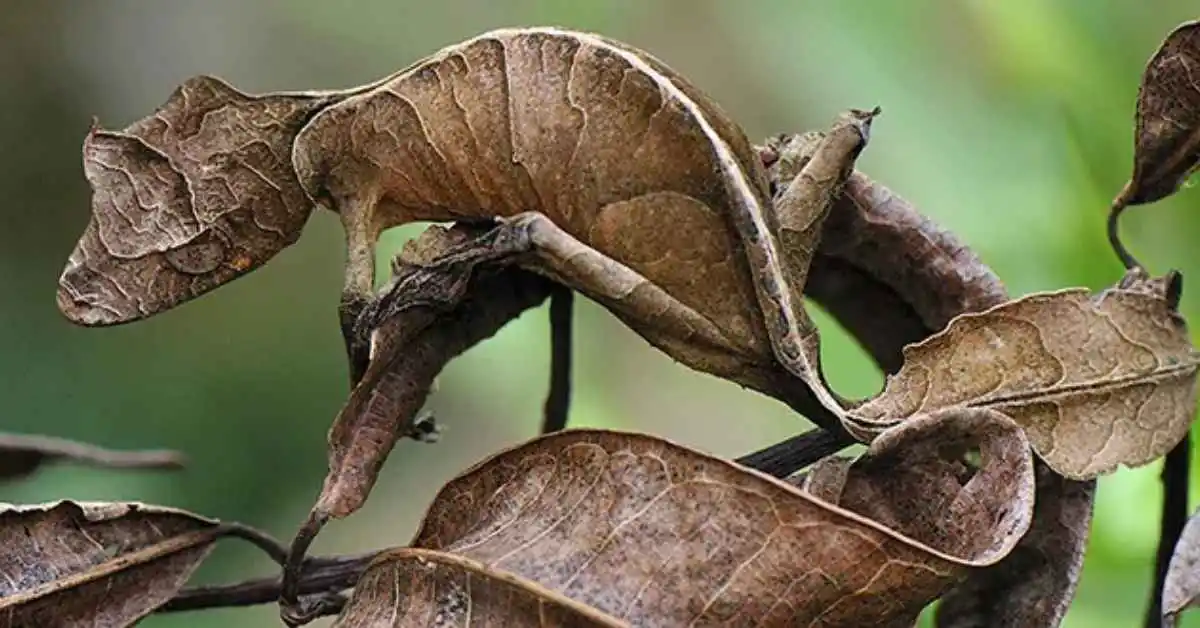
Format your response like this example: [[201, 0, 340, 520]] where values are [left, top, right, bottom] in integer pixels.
[[317, 225, 553, 521], [802, 171, 1098, 628], [1117, 20, 1200, 208], [786, 158, 1006, 376], [818, 170, 1008, 335], [1163, 506, 1200, 626], [0, 500, 222, 627], [282, 224, 556, 622], [1111, 20, 1200, 269], [848, 268, 1200, 480], [0, 432, 183, 481], [936, 465, 1095, 628], [335, 423, 1033, 627]]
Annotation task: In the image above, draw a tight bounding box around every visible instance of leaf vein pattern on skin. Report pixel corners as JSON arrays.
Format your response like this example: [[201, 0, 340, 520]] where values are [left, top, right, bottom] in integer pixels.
[[464, 565, 474, 628], [500, 41, 551, 219], [561, 41, 588, 226], [542, 28, 819, 408], [437, 57, 484, 212], [447, 53, 493, 216], [91, 160, 148, 237], [625, 71, 665, 165], [392, 86, 451, 213], [369, 97, 423, 210], [193, 103, 236, 144]]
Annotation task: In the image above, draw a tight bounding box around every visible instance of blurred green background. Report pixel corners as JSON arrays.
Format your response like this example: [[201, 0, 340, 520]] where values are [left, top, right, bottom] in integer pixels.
[[3, 1, 1199, 625]]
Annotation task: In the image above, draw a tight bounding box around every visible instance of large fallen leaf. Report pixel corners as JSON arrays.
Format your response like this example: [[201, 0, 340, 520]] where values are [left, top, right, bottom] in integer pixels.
[[335, 417, 1033, 627], [0, 500, 224, 626], [0, 433, 183, 481], [1164, 506, 1200, 626], [848, 269, 1200, 479]]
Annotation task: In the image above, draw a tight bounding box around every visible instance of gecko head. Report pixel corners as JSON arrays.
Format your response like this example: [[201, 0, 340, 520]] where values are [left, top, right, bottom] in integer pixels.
[[57, 76, 335, 326]]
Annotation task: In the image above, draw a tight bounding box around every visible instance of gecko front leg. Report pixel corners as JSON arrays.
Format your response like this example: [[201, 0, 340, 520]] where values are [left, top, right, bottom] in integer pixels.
[[339, 198, 382, 387]]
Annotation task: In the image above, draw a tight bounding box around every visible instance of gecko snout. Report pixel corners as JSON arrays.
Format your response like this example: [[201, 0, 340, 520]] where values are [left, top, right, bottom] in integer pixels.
[[56, 253, 133, 327]]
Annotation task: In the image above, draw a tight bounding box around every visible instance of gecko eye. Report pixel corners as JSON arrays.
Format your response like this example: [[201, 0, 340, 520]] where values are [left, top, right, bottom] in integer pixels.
[[758, 145, 779, 169], [164, 231, 227, 275]]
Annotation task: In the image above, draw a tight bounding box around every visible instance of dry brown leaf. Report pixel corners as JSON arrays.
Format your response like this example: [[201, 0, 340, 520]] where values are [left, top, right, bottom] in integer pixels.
[[336, 421, 1032, 627], [848, 269, 1200, 479], [1116, 20, 1200, 209], [818, 170, 1009, 335], [0, 500, 223, 627], [804, 177, 1096, 628], [315, 226, 553, 521], [334, 549, 626, 627], [1109, 20, 1200, 269], [280, 225, 557, 622], [0, 433, 183, 481], [1164, 506, 1200, 626], [936, 465, 1095, 627]]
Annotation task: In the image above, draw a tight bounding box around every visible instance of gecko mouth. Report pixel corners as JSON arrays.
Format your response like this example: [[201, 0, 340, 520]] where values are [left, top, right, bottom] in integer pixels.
[[55, 255, 137, 327]]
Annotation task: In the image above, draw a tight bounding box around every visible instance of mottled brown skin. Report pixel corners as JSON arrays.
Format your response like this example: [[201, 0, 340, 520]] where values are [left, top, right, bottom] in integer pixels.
[[58, 83, 337, 326], [57, 27, 873, 426]]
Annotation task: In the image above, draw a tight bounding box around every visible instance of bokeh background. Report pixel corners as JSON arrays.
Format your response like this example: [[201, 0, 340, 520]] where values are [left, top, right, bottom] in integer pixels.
[[3, 1, 1200, 626]]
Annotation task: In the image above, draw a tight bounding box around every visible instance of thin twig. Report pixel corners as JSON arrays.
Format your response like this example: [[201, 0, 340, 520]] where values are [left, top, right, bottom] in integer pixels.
[[541, 286, 574, 434], [1108, 195, 1141, 270], [281, 511, 331, 626], [158, 552, 377, 614], [1146, 432, 1191, 628], [0, 432, 184, 479], [736, 428, 853, 478], [220, 522, 291, 566]]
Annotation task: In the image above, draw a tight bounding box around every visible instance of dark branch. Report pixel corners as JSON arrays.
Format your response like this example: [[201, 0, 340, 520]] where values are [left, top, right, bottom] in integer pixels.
[[541, 286, 574, 434], [1146, 432, 1191, 628], [736, 428, 853, 478], [1108, 198, 1141, 270], [220, 522, 291, 566], [158, 552, 377, 614]]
